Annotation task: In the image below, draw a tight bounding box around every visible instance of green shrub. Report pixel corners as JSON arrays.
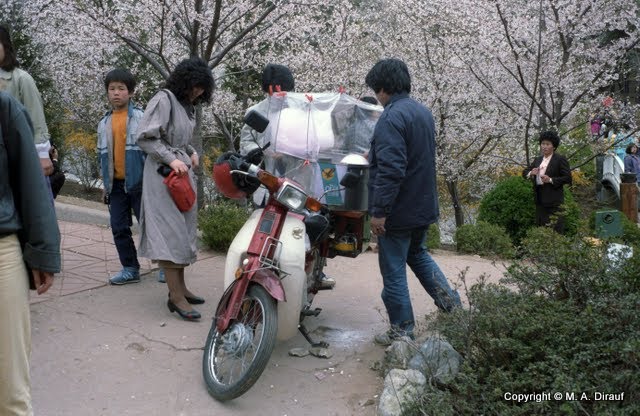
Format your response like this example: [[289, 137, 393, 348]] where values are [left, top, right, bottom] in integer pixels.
[[562, 188, 581, 237], [477, 176, 536, 244], [199, 200, 250, 251], [621, 215, 640, 247], [426, 223, 441, 250], [455, 221, 515, 258], [414, 227, 640, 416], [478, 175, 580, 244]]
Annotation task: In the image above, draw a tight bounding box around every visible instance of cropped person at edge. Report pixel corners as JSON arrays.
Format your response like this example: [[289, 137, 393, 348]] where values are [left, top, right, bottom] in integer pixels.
[[0, 25, 54, 179], [0, 91, 61, 416]]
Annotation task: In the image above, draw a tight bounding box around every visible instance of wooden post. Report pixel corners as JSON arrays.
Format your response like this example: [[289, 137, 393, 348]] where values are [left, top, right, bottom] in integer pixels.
[[620, 175, 638, 223]]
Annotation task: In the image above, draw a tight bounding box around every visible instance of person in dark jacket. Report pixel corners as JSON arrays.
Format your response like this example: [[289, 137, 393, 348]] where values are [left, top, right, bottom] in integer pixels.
[[623, 143, 640, 184], [365, 59, 461, 346], [523, 130, 572, 233], [49, 144, 66, 198], [0, 91, 61, 415]]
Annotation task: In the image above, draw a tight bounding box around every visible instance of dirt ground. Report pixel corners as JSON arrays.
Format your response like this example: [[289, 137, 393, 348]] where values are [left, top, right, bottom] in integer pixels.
[[30, 234, 507, 416]]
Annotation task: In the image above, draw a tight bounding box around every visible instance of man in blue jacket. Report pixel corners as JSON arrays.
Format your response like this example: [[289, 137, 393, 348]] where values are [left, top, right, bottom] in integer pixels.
[[365, 58, 461, 346]]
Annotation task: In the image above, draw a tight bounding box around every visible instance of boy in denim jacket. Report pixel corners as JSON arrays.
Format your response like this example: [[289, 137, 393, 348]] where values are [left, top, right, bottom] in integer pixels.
[[97, 69, 147, 284]]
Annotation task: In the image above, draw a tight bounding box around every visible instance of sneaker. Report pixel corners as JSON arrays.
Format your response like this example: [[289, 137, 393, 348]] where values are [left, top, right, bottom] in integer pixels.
[[317, 272, 336, 289], [157, 269, 166, 283], [374, 327, 415, 346], [109, 267, 140, 285]]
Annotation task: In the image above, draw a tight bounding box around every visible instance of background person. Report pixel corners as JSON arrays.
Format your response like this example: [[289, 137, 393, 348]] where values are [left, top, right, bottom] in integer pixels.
[[136, 57, 214, 321], [365, 58, 461, 346], [0, 25, 53, 177], [239, 63, 296, 206], [0, 91, 60, 416], [48, 144, 66, 198], [523, 130, 573, 233], [623, 143, 640, 184], [97, 68, 147, 285]]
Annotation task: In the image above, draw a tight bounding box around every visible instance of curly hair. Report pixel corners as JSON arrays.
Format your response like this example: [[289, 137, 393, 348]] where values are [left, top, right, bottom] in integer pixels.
[[165, 57, 215, 105], [538, 130, 560, 149], [0, 25, 19, 71], [365, 58, 411, 95]]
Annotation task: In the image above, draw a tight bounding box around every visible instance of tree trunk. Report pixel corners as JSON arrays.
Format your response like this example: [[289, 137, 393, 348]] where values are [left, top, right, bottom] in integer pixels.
[[446, 179, 465, 227]]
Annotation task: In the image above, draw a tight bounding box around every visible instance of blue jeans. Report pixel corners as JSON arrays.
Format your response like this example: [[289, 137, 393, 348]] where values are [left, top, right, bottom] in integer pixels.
[[109, 179, 141, 270], [377, 227, 461, 333]]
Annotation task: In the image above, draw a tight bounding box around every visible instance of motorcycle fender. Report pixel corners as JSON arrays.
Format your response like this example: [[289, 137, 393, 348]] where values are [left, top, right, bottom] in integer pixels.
[[214, 270, 285, 334], [275, 215, 307, 340], [222, 210, 307, 341], [215, 280, 242, 333], [252, 269, 286, 302], [223, 209, 263, 290]]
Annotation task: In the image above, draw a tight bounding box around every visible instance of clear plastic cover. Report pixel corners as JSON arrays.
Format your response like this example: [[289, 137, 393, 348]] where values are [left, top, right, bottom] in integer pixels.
[[253, 92, 382, 206], [256, 92, 381, 161]]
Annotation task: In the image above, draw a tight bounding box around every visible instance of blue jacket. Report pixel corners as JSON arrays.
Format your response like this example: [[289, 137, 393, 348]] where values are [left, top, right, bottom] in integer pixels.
[[97, 101, 145, 194], [624, 154, 640, 182], [367, 93, 439, 230]]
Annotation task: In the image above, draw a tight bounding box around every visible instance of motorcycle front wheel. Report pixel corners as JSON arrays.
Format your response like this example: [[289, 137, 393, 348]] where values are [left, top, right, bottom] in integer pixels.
[[202, 284, 278, 401]]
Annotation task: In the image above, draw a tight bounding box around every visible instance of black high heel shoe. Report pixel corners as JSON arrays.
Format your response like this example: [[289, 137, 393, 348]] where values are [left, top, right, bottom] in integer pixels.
[[167, 300, 201, 321], [185, 294, 205, 305], [167, 293, 205, 305]]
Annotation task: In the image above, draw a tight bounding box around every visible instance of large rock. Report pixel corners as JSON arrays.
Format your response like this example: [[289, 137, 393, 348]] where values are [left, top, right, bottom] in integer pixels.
[[408, 337, 461, 386], [382, 337, 415, 374], [377, 369, 426, 416]]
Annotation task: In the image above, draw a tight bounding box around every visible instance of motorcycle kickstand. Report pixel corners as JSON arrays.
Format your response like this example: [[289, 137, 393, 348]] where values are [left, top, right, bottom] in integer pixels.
[[298, 324, 329, 349]]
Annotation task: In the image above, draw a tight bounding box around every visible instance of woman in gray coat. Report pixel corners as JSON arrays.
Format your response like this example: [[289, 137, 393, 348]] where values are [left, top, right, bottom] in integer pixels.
[[136, 58, 214, 321]]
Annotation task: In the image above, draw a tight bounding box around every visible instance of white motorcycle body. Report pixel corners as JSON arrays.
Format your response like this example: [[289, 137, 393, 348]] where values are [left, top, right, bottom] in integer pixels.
[[223, 208, 307, 340]]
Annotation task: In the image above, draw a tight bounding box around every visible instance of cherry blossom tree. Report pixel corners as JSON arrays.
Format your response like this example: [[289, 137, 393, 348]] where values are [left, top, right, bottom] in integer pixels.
[[368, 0, 640, 225], [24, 0, 362, 202], [13, 0, 640, 225]]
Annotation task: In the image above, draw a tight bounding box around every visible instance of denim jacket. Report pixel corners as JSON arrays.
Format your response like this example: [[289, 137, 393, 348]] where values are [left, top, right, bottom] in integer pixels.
[[97, 101, 145, 194]]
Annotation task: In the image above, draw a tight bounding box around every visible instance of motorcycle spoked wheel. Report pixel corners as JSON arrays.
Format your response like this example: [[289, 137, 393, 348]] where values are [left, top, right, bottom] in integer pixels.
[[202, 284, 278, 401]]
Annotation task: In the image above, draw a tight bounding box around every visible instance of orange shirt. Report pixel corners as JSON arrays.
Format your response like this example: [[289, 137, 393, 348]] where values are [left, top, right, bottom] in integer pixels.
[[111, 108, 127, 180]]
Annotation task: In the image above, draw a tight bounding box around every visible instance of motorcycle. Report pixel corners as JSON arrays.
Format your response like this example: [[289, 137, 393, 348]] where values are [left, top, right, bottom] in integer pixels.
[[202, 110, 370, 401]]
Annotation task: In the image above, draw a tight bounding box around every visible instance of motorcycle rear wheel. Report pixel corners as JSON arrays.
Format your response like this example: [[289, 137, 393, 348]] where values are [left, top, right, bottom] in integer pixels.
[[202, 284, 278, 401]]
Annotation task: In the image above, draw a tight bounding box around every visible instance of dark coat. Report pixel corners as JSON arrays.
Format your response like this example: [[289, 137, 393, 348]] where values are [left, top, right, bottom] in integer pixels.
[[367, 93, 439, 230], [49, 159, 66, 198], [523, 152, 572, 207], [0, 92, 61, 273]]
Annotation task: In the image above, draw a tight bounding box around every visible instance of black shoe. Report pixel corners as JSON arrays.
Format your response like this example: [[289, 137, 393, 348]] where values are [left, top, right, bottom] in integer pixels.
[[185, 294, 205, 305], [168, 293, 205, 305], [167, 300, 201, 321]]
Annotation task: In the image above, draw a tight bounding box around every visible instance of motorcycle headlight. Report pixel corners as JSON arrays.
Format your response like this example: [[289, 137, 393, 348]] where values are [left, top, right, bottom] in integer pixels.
[[275, 182, 308, 212]]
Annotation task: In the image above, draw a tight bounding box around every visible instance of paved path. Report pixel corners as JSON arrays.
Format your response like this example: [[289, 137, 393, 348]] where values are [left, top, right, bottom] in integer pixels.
[[29, 203, 508, 416]]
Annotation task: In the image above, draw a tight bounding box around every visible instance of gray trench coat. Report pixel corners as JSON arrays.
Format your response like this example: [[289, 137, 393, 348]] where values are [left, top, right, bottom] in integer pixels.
[[136, 90, 198, 265]]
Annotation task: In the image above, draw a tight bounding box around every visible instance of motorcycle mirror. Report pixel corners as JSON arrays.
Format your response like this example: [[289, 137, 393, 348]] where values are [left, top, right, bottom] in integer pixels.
[[339, 171, 360, 188], [244, 110, 269, 133]]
